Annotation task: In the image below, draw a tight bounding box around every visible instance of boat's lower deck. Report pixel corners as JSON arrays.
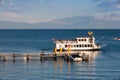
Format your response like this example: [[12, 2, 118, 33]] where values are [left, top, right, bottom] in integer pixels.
[[55, 48, 100, 51]]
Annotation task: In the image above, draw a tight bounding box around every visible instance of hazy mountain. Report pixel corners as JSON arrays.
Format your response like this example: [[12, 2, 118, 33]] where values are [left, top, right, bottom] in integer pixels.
[[0, 21, 33, 29], [0, 16, 120, 29]]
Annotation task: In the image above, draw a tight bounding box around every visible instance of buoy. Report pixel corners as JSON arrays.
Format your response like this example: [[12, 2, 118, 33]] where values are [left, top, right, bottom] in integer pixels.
[[67, 48, 70, 55], [60, 47, 62, 54]]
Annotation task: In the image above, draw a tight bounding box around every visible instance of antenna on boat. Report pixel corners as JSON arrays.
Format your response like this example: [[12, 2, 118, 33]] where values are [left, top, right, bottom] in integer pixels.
[[88, 31, 94, 43], [88, 31, 93, 36]]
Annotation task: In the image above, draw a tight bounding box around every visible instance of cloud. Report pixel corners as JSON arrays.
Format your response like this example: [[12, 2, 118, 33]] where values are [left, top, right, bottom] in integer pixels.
[[9, 0, 14, 6], [95, 12, 120, 20], [0, 0, 7, 6], [95, 0, 120, 12], [0, 12, 23, 18], [102, 13, 120, 20], [93, 0, 120, 4], [0, 0, 14, 6], [51, 20, 68, 25], [0, 12, 36, 23]]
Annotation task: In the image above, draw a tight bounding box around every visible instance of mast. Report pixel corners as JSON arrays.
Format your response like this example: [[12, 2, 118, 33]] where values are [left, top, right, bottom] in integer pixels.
[[88, 31, 94, 43]]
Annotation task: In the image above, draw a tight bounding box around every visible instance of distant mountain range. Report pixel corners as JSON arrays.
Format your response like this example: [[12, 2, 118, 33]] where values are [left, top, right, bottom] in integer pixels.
[[0, 16, 120, 29]]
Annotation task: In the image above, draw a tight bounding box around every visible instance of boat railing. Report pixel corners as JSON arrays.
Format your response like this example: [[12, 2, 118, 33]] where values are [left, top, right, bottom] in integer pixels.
[[56, 40, 78, 44], [55, 39, 77, 43]]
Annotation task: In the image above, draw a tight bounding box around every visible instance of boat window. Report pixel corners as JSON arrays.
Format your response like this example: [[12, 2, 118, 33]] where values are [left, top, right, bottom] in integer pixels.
[[79, 45, 81, 47], [82, 45, 84, 47], [65, 45, 67, 48], [88, 45, 89, 47], [90, 44, 92, 47], [85, 45, 87, 47], [91, 44, 93, 47], [89, 39, 93, 43], [59, 45, 61, 47], [84, 39, 86, 41], [74, 45, 76, 47], [77, 45, 79, 47]]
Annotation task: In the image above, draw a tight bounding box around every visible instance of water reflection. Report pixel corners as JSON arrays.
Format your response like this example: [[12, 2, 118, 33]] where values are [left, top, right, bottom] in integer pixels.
[[52, 51, 100, 79], [0, 51, 101, 80]]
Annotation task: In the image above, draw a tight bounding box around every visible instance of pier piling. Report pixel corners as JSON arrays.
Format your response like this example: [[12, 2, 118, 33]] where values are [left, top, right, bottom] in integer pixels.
[[12, 53, 16, 61], [0, 52, 90, 62], [53, 54, 57, 61], [0, 55, 1, 61], [2, 56, 7, 61], [24, 54, 30, 61]]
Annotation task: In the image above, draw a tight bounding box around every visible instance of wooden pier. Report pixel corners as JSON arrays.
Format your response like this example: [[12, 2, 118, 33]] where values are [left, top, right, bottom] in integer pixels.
[[0, 52, 89, 62]]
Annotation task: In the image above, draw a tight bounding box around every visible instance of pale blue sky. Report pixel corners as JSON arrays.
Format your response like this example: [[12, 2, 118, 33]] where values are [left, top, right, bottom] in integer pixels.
[[0, 0, 120, 23]]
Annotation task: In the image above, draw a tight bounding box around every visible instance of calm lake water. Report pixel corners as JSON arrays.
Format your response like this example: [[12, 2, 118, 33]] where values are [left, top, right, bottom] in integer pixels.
[[0, 29, 120, 80]]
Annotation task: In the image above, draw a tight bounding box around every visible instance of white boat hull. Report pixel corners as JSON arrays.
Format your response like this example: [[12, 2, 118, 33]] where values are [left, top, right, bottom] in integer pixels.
[[56, 48, 100, 51], [55, 45, 101, 51], [73, 57, 82, 62]]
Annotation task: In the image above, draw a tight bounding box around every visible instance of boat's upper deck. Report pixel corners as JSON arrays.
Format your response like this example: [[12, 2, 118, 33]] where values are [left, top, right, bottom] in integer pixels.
[[54, 37, 95, 44]]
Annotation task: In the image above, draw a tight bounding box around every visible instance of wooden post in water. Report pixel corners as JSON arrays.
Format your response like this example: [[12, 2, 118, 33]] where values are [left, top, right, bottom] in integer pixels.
[[54, 54, 57, 61], [54, 48, 57, 54], [3, 56, 7, 61], [40, 52, 45, 61], [0, 55, 1, 61], [24, 54, 29, 61], [64, 54, 68, 61], [40, 53, 42, 61], [12, 53, 16, 61], [26, 54, 29, 61]]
